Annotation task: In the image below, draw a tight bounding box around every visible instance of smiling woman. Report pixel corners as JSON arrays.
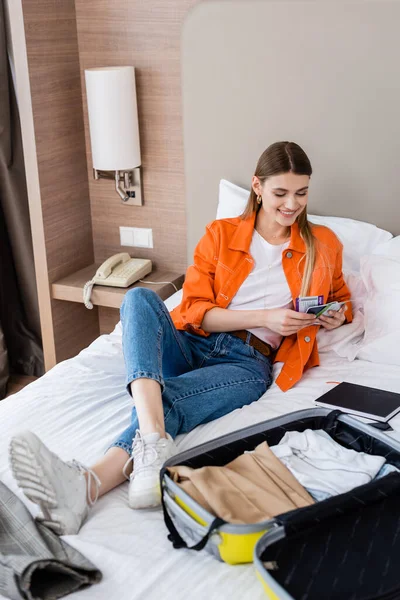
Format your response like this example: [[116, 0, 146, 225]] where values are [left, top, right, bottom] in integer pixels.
[[173, 141, 352, 391]]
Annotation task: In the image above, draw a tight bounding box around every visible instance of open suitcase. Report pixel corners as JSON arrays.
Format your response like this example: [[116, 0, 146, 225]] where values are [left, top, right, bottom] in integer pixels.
[[161, 407, 400, 570]]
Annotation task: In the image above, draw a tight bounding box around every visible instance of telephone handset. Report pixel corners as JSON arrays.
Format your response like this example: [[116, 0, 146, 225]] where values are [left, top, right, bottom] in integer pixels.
[[95, 253, 127, 281], [83, 253, 152, 309]]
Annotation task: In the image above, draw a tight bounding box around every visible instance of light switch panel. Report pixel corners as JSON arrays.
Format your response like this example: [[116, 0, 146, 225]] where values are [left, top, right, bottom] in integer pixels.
[[119, 227, 153, 248], [119, 227, 134, 246], [134, 228, 150, 247]]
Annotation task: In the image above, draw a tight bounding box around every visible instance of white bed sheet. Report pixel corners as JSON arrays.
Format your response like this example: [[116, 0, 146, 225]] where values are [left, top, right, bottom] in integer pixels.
[[1, 313, 400, 600]]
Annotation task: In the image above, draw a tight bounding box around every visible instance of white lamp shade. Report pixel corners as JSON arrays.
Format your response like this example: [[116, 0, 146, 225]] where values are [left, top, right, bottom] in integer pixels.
[[85, 66, 141, 171]]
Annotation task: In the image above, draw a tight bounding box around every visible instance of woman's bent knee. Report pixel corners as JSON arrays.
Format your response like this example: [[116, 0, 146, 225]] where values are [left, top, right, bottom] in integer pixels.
[[123, 287, 158, 305], [121, 287, 163, 317]]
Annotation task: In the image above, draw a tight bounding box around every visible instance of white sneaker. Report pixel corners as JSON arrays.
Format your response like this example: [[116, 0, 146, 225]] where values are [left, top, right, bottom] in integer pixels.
[[9, 431, 100, 535], [124, 431, 176, 509]]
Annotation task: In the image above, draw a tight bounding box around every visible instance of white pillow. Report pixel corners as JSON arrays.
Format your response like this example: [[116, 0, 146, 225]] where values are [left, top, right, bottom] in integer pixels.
[[371, 234, 400, 259], [354, 237, 400, 366], [342, 270, 367, 314], [216, 179, 250, 220], [316, 269, 366, 359], [307, 215, 393, 272], [217, 179, 393, 272]]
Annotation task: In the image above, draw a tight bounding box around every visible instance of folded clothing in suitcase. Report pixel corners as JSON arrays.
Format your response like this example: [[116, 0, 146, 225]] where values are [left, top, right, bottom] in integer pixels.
[[161, 408, 400, 566]]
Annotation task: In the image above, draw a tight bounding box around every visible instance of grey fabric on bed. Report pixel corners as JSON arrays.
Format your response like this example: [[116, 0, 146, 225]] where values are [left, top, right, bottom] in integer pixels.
[[0, 481, 101, 600]]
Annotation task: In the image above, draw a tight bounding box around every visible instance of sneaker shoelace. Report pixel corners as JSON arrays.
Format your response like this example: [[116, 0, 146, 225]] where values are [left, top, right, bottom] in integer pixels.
[[70, 459, 101, 506], [122, 431, 160, 481]]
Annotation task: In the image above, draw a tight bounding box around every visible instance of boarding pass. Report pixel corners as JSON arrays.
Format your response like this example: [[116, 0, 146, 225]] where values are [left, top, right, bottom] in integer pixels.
[[295, 295, 324, 313]]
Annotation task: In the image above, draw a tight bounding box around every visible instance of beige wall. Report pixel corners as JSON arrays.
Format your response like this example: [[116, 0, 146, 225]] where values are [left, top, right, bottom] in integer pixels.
[[183, 1, 400, 258]]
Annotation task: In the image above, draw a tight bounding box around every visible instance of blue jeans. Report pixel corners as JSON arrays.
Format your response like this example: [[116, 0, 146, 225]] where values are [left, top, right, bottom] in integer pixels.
[[110, 288, 273, 455]]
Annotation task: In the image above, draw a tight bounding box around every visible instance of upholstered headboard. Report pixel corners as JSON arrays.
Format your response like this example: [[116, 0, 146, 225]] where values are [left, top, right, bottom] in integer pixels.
[[182, 0, 400, 260]]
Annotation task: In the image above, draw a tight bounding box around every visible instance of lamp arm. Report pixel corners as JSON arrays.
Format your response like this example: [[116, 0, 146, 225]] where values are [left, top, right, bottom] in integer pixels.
[[115, 170, 129, 202]]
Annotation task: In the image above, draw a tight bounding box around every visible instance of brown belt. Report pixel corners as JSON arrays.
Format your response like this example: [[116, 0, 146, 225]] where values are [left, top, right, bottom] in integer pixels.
[[229, 330, 274, 358]]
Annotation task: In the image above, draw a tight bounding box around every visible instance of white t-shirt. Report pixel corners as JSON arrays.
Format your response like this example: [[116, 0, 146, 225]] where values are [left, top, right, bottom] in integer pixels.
[[228, 230, 293, 349]]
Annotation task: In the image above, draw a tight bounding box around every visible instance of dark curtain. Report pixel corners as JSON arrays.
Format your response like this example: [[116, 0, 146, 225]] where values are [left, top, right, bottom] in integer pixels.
[[0, 0, 44, 399]]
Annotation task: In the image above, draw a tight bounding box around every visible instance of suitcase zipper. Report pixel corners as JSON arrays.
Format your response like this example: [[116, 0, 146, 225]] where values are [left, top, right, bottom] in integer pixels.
[[263, 561, 279, 571]]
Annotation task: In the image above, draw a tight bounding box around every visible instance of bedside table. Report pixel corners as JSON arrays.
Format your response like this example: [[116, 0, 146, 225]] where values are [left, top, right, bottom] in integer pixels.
[[52, 265, 184, 334]]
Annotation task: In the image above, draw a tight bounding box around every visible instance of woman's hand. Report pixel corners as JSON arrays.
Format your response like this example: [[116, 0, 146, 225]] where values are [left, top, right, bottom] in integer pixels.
[[264, 308, 317, 336], [316, 306, 346, 330]]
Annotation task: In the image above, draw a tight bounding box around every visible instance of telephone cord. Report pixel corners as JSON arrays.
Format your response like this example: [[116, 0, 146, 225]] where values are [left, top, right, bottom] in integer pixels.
[[83, 278, 178, 311], [138, 280, 179, 293], [83, 279, 95, 310]]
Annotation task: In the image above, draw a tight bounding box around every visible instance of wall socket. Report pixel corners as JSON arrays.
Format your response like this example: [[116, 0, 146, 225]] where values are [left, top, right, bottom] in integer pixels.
[[119, 226, 153, 248]]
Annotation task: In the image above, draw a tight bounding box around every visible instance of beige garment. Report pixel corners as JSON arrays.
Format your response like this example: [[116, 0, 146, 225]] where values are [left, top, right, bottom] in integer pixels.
[[167, 441, 314, 524]]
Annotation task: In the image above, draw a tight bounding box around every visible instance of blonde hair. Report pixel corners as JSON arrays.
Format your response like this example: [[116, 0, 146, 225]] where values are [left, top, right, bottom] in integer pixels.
[[241, 141, 315, 296]]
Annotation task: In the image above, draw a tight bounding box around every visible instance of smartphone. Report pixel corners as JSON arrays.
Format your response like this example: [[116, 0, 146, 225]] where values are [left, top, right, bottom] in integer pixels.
[[306, 301, 345, 318]]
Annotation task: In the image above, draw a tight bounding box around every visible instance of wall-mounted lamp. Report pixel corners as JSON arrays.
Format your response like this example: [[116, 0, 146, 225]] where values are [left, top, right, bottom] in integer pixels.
[[85, 66, 142, 205]]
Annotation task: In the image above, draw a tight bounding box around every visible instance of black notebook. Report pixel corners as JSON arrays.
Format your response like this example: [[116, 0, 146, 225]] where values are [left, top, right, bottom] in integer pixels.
[[314, 382, 400, 422]]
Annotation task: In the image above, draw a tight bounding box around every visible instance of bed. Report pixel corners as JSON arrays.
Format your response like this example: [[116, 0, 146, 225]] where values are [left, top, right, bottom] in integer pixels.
[[1, 265, 400, 600]]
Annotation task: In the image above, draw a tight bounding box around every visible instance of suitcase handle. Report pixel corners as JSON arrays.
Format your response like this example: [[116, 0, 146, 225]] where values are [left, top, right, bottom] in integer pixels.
[[161, 472, 226, 551]]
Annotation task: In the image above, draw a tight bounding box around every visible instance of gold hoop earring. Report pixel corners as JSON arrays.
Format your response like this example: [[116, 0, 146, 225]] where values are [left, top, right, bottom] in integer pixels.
[[256, 195, 262, 205]]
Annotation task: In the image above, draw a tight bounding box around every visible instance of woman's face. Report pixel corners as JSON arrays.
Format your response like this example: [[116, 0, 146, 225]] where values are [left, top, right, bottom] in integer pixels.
[[253, 171, 310, 227]]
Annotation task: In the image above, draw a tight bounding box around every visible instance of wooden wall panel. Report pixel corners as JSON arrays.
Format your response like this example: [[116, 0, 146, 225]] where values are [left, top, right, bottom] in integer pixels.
[[74, 0, 197, 295], [21, 0, 99, 365]]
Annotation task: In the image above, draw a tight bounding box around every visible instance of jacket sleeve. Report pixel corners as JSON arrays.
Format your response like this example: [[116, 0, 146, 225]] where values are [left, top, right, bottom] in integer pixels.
[[327, 242, 353, 324], [178, 222, 220, 333]]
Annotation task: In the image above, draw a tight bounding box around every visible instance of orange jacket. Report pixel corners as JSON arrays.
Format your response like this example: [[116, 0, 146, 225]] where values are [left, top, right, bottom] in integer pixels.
[[170, 212, 352, 392]]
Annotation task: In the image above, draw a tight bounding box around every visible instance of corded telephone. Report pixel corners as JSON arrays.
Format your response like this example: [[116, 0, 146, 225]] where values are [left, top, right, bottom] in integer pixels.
[[83, 253, 152, 309]]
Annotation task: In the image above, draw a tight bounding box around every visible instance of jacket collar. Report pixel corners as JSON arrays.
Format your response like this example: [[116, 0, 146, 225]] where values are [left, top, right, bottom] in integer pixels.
[[229, 211, 306, 254], [228, 213, 256, 251]]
